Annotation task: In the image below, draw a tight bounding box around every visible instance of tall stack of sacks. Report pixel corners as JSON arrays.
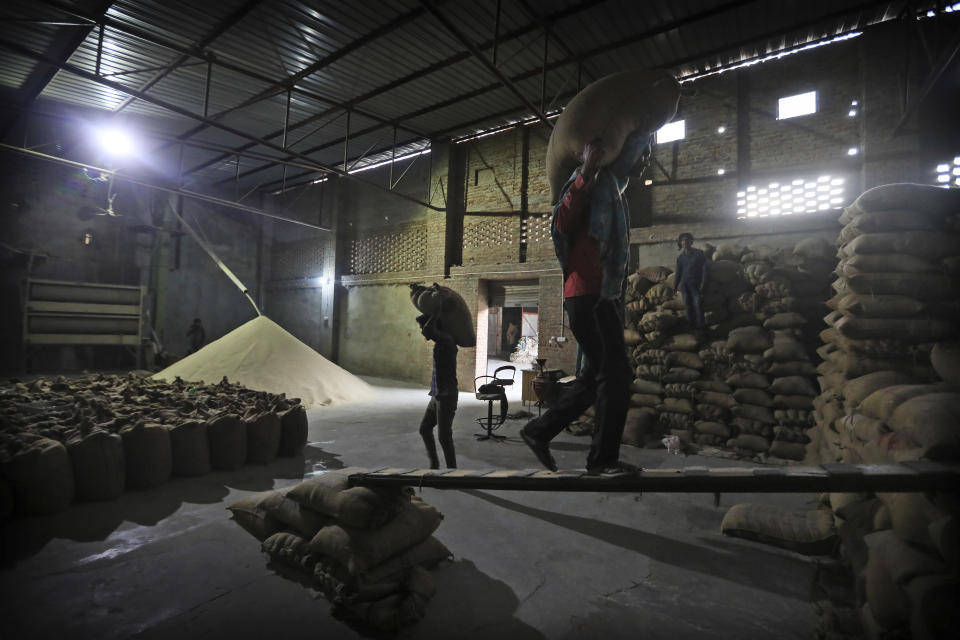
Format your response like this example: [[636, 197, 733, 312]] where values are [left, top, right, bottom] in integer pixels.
[[811, 183, 960, 465], [809, 184, 960, 638], [228, 468, 450, 633]]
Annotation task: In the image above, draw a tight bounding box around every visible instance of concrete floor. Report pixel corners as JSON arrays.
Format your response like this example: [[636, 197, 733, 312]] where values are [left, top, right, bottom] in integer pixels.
[[0, 376, 822, 639]]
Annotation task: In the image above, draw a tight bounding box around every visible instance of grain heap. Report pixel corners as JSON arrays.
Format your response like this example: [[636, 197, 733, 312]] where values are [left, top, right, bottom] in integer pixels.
[[228, 468, 450, 632], [614, 237, 834, 461], [803, 183, 960, 638], [153, 315, 373, 408], [0, 373, 307, 517]]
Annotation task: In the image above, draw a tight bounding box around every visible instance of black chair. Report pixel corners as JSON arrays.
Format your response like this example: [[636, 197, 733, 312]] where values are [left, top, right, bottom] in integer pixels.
[[473, 365, 517, 441]]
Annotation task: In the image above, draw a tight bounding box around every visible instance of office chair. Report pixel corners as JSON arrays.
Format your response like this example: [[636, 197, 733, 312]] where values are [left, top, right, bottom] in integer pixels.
[[473, 364, 516, 441]]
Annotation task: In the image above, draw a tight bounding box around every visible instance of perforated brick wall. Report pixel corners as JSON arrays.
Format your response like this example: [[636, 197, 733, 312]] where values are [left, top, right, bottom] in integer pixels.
[[347, 222, 427, 275]]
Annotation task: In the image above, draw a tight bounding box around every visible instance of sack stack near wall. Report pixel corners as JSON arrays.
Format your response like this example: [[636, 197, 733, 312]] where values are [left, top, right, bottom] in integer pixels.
[[614, 239, 831, 460], [0, 373, 308, 518], [804, 183, 960, 639], [228, 468, 451, 633]]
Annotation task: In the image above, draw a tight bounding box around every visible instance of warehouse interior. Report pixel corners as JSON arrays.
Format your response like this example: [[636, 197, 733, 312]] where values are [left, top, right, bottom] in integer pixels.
[[1, 1, 959, 638]]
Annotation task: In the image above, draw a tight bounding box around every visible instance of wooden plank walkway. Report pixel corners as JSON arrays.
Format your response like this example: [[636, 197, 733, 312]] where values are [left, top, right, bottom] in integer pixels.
[[347, 461, 960, 493]]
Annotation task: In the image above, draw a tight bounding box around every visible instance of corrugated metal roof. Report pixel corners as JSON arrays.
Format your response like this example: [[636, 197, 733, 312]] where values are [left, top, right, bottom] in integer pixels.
[[0, 0, 949, 194]]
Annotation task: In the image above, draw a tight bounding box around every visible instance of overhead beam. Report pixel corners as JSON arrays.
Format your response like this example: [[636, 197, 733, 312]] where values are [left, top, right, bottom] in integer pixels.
[[113, 0, 264, 113], [179, 0, 612, 179], [420, 0, 553, 129], [0, 37, 444, 211], [0, 0, 113, 139]]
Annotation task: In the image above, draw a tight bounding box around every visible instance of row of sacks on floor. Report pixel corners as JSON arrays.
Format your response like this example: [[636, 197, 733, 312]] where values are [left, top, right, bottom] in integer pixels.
[[0, 374, 308, 517], [228, 468, 449, 633], [718, 488, 958, 640], [613, 322, 822, 461]]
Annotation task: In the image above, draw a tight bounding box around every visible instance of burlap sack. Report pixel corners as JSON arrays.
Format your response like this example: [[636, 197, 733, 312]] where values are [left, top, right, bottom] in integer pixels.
[[931, 342, 960, 387], [851, 182, 960, 216], [0, 437, 74, 515], [168, 420, 211, 477], [245, 411, 281, 464], [694, 421, 730, 437], [120, 422, 171, 490], [770, 376, 817, 397], [409, 283, 476, 347], [731, 403, 775, 425], [767, 360, 817, 377], [793, 236, 834, 261], [887, 392, 960, 459], [622, 407, 658, 446], [278, 405, 308, 457], [720, 503, 837, 555], [768, 440, 806, 461], [838, 253, 937, 274], [844, 231, 960, 260], [288, 469, 410, 530], [844, 272, 956, 300], [545, 68, 680, 202], [630, 393, 661, 408], [206, 413, 246, 470], [630, 378, 663, 395], [834, 315, 956, 343], [227, 490, 286, 540], [726, 326, 772, 353], [725, 371, 770, 390], [732, 387, 773, 407], [661, 366, 700, 383], [858, 383, 952, 422], [307, 496, 443, 576], [835, 293, 926, 318], [773, 394, 814, 410]]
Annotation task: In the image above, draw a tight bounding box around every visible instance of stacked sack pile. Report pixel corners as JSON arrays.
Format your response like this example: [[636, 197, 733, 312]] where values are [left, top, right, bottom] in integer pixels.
[[228, 468, 450, 632], [618, 237, 835, 461], [0, 373, 307, 519], [803, 183, 960, 639]]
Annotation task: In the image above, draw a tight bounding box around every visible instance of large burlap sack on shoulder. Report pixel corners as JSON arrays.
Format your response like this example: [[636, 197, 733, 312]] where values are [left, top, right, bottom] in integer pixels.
[[845, 231, 960, 260], [931, 342, 960, 387], [0, 437, 74, 515], [245, 411, 281, 464], [206, 413, 246, 470], [851, 182, 960, 216], [307, 496, 443, 576], [887, 392, 960, 459], [726, 326, 772, 353], [410, 283, 476, 347], [287, 469, 410, 530], [720, 504, 837, 555], [120, 422, 171, 490], [545, 68, 680, 202], [168, 420, 211, 477], [835, 293, 925, 318], [66, 429, 124, 502]]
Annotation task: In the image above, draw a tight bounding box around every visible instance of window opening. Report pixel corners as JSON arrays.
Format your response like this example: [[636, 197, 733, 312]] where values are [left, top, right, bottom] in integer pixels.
[[778, 91, 817, 120], [656, 119, 685, 144], [935, 157, 960, 187], [737, 175, 845, 219]]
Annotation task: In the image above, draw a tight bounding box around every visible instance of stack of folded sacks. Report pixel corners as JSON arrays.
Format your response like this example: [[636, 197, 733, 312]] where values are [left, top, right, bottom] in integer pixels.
[[227, 467, 450, 632]]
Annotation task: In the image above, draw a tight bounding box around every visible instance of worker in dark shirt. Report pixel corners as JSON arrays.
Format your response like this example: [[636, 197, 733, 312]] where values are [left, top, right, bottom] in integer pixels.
[[674, 232, 708, 329], [520, 131, 650, 475], [417, 309, 458, 469]]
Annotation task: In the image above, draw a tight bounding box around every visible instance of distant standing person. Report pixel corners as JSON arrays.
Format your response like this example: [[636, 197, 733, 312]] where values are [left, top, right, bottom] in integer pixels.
[[674, 233, 707, 329], [186, 318, 206, 354], [417, 308, 458, 469]]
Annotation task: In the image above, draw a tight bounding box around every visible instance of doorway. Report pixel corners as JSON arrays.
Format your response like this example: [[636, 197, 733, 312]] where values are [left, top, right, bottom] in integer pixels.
[[484, 279, 539, 405]]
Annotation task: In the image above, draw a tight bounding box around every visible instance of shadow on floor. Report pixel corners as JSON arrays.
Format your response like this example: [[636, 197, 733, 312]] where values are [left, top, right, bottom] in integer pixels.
[[461, 489, 812, 601]]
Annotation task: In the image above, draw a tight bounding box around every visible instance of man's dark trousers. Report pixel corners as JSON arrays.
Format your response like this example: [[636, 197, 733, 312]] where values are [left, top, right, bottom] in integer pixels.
[[524, 294, 631, 469], [679, 281, 704, 328]]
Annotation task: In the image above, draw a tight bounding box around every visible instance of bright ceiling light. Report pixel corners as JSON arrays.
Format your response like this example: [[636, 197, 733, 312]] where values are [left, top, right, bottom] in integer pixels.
[[95, 127, 136, 156]]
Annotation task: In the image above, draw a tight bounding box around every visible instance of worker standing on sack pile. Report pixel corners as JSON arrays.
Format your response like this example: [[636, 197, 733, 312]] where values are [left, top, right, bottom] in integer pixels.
[[674, 232, 708, 330], [416, 307, 459, 470], [520, 130, 652, 476]]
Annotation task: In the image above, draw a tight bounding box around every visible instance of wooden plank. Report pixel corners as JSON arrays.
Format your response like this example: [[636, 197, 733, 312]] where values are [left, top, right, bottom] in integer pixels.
[[348, 462, 960, 493]]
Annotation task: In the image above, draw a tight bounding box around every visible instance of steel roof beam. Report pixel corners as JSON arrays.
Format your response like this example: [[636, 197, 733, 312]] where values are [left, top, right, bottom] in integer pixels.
[[0, 36, 444, 211], [113, 0, 265, 113], [0, 0, 113, 138], [179, 0, 612, 178], [420, 0, 553, 128], [32, 0, 421, 137]]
